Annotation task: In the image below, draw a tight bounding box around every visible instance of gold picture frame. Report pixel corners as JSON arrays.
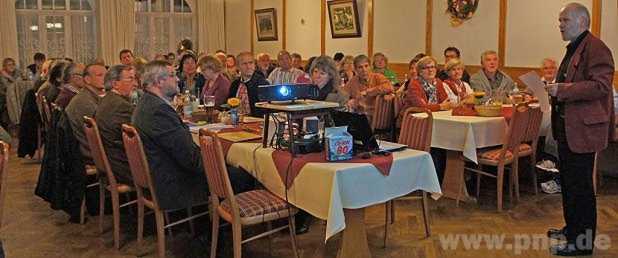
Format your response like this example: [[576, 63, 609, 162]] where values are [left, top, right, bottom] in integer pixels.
[[327, 0, 362, 38], [254, 8, 278, 41]]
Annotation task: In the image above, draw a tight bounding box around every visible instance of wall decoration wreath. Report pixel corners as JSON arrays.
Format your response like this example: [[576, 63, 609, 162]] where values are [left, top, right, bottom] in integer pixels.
[[446, 0, 479, 27]]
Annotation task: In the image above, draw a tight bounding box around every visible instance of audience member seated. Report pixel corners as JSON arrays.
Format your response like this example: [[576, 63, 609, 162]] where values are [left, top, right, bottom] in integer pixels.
[[177, 53, 205, 97], [442, 58, 474, 104], [229, 52, 270, 117], [0, 58, 25, 128], [372, 52, 399, 85], [344, 54, 393, 122], [470, 50, 516, 98], [268, 50, 306, 84], [132, 60, 254, 211], [256, 52, 275, 78], [225, 54, 240, 81], [401, 56, 452, 113], [95, 64, 137, 184], [339, 55, 355, 84], [291, 52, 303, 70], [396, 53, 425, 96], [333, 52, 345, 71], [32, 59, 55, 92], [438, 46, 471, 83], [65, 63, 107, 161], [540, 57, 558, 84], [27, 52, 46, 79], [37, 61, 69, 103], [199, 55, 230, 107], [308, 56, 349, 106], [55, 63, 85, 109], [119, 49, 134, 66]]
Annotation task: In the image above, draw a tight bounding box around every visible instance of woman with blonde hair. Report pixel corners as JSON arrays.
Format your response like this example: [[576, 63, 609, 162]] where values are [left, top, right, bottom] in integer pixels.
[[339, 55, 355, 84], [308, 56, 349, 106], [401, 56, 452, 113], [442, 58, 473, 104], [199, 55, 230, 107], [372, 52, 398, 85]]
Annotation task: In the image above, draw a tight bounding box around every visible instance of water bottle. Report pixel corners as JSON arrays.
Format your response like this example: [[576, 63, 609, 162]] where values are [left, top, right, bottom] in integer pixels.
[[182, 90, 193, 119]]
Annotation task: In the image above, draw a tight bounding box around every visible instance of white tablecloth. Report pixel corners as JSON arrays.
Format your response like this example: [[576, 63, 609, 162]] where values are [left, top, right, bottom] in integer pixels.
[[429, 111, 508, 163], [192, 134, 441, 241]]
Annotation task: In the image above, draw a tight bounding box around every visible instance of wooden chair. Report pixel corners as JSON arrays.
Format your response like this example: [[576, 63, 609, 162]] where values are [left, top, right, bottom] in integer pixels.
[[383, 107, 433, 247], [199, 129, 299, 258], [463, 103, 531, 212], [0, 141, 9, 228], [371, 94, 396, 141], [517, 105, 543, 195], [122, 124, 209, 258], [83, 116, 136, 249], [33, 93, 50, 160]]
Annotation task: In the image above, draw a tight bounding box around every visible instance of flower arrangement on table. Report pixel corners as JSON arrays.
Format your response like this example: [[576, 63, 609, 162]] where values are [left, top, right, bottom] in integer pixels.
[[224, 97, 241, 125]]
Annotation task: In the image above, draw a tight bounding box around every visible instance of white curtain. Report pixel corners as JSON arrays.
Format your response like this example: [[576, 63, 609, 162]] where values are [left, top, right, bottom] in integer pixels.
[[0, 0, 20, 63], [96, 0, 135, 65], [196, 0, 226, 54]]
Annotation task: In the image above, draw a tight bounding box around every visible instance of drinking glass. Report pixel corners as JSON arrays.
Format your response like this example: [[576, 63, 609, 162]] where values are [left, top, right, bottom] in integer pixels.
[[203, 95, 215, 108]]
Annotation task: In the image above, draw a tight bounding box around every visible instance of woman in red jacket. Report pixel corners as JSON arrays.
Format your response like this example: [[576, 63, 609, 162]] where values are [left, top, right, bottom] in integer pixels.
[[401, 56, 453, 113]]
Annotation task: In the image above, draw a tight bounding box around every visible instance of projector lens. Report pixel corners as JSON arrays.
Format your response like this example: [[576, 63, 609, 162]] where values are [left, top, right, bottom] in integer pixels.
[[279, 86, 290, 97]]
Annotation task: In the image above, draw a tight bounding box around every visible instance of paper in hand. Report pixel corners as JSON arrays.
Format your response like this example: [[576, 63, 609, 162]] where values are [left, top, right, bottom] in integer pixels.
[[518, 71, 550, 112]]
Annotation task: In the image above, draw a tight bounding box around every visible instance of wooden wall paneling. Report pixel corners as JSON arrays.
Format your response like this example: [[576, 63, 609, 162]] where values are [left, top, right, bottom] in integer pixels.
[[250, 0, 255, 53], [282, 0, 287, 50], [367, 0, 375, 57], [425, 0, 432, 56], [498, 0, 507, 67], [592, 0, 602, 36], [320, 0, 326, 54]]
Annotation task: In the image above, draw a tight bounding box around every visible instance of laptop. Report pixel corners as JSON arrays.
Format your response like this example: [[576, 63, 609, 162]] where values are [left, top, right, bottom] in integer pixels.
[[330, 111, 379, 153]]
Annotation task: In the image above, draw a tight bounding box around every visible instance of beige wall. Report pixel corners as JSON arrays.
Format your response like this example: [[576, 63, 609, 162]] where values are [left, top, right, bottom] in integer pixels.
[[225, 0, 252, 55], [601, 0, 617, 68], [505, 0, 593, 67], [374, 0, 426, 63], [253, 0, 284, 57], [432, 0, 500, 66], [285, 0, 321, 58]]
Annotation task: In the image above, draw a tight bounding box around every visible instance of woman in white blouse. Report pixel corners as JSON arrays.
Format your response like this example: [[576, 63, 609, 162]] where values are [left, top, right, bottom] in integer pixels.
[[442, 58, 473, 104]]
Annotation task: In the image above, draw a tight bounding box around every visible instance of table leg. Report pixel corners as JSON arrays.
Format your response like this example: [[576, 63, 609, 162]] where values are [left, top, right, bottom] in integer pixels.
[[262, 113, 269, 148], [441, 150, 475, 203], [337, 208, 371, 258]]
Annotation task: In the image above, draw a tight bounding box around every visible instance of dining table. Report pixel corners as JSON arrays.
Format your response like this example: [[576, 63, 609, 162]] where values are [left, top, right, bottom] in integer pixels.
[[190, 122, 441, 258]]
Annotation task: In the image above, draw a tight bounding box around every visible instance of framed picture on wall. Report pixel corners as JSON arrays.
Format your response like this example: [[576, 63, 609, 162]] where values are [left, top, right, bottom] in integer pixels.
[[327, 0, 361, 38], [255, 8, 278, 41]]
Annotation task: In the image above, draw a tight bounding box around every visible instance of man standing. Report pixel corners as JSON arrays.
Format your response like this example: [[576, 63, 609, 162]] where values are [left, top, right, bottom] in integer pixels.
[[229, 52, 270, 117], [95, 65, 137, 184], [65, 63, 107, 161], [267, 50, 306, 84], [546, 3, 615, 256], [469, 50, 516, 98], [119, 49, 134, 66], [437, 47, 470, 83]]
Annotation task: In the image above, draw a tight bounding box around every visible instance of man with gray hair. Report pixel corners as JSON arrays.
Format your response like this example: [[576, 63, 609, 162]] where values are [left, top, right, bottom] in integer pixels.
[[94, 64, 137, 184], [55, 62, 85, 109], [469, 50, 516, 99], [545, 3, 614, 256], [65, 63, 107, 161]]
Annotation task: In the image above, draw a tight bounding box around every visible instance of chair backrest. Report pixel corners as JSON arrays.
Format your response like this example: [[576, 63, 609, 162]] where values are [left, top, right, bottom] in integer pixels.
[[121, 124, 159, 207], [198, 129, 240, 217], [82, 116, 117, 187], [35, 93, 51, 129], [372, 94, 395, 131], [502, 103, 530, 154], [398, 107, 433, 152], [522, 106, 543, 145], [0, 141, 9, 228]]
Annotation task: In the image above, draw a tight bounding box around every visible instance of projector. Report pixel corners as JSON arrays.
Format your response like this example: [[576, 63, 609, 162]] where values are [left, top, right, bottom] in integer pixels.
[[258, 83, 319, 102]]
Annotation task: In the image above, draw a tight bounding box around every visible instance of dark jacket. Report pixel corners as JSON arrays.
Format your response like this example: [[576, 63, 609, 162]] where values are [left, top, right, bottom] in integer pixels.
[[229, 72, 269, 117], [65, 86, 102, 160], [35, 108, 88, 216], [18, 89, 40, 158], [94, 91, 134, 185], [132, 91, 208, 210], [178, 72, 206, 98]]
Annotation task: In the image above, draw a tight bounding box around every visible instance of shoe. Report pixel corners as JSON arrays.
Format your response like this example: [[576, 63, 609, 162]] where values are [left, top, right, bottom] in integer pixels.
[[541, 180, 561, 194], [547, 227, 567, 240], [537, 160, 559, 173], [549, 243, 593, 256], [295, 216, 313, 235]]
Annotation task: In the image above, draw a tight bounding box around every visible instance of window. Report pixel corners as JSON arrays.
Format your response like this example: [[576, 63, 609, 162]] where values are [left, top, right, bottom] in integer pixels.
[[134, 0, 195, 60], [15, 0, 96, 67]]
